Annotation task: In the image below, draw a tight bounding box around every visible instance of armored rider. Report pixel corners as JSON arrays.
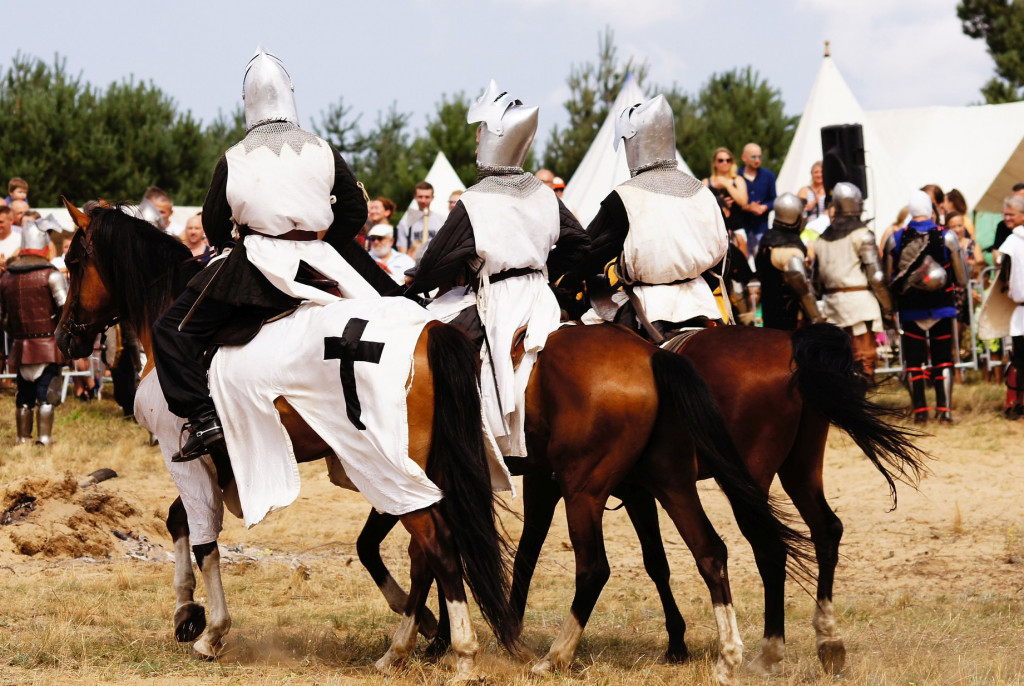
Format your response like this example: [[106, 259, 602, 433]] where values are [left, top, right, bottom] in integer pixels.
[[570, 95, 729, 340], [883, 189, 968, 423], [152, 48, 397, 462], [813, 182, 892, 382], [406, 80, 590, 456], [754, 192, 822, 330], [0, 220, 68, 446]]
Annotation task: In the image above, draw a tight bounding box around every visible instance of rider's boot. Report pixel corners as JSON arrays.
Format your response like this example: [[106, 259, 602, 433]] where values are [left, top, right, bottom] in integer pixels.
[[932, 366, 954, 424], [16, 405, 34, 445], [36, 404, 55, 446], [171, 408, 226, 462], [908, 367, 929, 424]]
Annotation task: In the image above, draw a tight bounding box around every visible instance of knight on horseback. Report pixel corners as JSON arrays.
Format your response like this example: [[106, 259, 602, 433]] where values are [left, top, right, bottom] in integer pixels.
[[406, 80, 590, 456], [152, 48, 396, 462], [567, 95, 730, 341]]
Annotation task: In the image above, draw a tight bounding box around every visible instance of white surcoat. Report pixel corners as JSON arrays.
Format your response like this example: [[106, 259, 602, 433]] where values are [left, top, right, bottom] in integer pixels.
[[999, 229, 1024, 336], [430, 176, 561, 455], [814, 226, 882, 330], [224, 126, 379, 304], [616, 184, 728, 323]]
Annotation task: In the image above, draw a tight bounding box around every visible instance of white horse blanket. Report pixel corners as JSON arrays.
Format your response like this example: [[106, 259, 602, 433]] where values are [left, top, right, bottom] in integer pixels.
[[138, 297, 513, 537]]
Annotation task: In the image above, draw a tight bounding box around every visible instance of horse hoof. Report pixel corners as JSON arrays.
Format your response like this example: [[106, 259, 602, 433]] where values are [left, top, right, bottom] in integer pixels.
[[530, 658, 554, 677], [190, 647, 218, 662], [423, 635, 451, 660], [659, 645, 689, 664], [173, 603, 207, 643], [817, 639, 846, 674]]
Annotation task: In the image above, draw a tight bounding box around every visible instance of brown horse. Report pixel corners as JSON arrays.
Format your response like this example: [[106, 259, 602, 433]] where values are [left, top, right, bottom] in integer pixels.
[[357, 323, 926, 676], [54, 201, 812, 684], [54, 200, 521, 681]]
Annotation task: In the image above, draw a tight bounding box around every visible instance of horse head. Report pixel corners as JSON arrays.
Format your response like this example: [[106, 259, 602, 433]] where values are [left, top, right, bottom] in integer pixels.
[[55, 197, 120, 359]]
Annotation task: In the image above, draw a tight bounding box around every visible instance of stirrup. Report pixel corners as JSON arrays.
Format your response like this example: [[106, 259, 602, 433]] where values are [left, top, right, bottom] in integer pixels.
[[171, 412, 225, 463]]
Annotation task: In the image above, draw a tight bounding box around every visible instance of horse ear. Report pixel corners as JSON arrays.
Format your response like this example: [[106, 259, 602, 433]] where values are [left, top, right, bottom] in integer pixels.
[[62, 196, 91, 231], [97, 198, 111, 209]]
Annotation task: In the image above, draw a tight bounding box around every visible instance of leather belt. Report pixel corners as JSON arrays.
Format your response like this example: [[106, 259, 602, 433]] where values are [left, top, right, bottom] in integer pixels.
[[239, 226, 318, 241], [824, 286, 869, 294], [489, 267, 541, 284]]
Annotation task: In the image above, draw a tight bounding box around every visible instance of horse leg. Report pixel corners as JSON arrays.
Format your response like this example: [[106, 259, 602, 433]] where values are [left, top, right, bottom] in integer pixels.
[[167, 498, 206, 642], [375, 534, 436, 672], [646, 478, 742, 686], [190, 541, 231, 660], [531, 494, 611, 676], [616, 482, 689, 663], [510, 472, 562, 632], [386, 506, 484, 682], [356, 509, 439, 639], [778, 416, 845, 675]]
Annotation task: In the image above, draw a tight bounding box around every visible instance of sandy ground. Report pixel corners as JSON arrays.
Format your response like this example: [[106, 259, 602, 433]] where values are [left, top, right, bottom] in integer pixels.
[[1, 379, 1023, 684]]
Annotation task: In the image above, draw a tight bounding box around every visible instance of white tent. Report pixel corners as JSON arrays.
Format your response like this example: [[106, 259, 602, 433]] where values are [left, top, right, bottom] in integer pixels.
[[563, 73, 694, 226], [777, 54, 910, 229], [867, 101, 1024, 215], [406, 151, 466, 216]]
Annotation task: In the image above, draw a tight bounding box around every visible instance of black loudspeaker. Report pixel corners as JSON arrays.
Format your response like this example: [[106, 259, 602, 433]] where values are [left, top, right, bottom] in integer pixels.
[[820, 124, 868, 200]]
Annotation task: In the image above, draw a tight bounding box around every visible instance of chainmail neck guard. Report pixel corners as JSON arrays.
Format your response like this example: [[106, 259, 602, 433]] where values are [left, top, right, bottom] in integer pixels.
[[472, 169, 543, 198], [621, 165, 704, 199], [240, 121, 324, 156]]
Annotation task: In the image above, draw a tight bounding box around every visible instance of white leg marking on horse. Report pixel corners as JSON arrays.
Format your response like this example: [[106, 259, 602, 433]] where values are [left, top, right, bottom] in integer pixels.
[[172, 536, 196, 609], [712, 604, 744, 686], [375, 613, 418, 672], [531, 612, 584, 676], [192, 546, 231, 659], [748, 635, 786, 675], [813, 599, 846, 673], [380, 575, 410, 614], [446, 599, 483, 682]]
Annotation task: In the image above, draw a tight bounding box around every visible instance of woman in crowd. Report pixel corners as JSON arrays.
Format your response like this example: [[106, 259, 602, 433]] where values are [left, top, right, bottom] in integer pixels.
[[703, 146, 749, 256], [362, 197, 396, 248], [945, 188, 976, 240], [879, 206, 910, 256], [797, 160, 827, 221]]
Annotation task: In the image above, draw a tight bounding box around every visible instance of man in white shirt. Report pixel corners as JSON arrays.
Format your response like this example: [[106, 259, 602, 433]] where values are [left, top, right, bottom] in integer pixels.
[[394, 181, 447, 259], [367, 224, 415, 285]]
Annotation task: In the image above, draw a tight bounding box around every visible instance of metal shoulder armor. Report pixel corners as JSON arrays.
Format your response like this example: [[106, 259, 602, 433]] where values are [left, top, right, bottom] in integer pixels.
[[942, 230, 969, 288], [48, 269, 69, 308]]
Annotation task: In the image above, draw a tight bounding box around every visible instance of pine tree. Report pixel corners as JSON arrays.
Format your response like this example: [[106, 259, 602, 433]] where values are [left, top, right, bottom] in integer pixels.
[[958, 0, 1024, 103]]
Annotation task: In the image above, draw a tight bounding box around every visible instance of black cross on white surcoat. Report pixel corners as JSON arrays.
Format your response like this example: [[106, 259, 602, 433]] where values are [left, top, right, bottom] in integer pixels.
[[324, 318, 385, 430]]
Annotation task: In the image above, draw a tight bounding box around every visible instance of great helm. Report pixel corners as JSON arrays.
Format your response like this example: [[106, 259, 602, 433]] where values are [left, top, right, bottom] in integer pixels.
[[136, 199, 167, 230], [20, 220, 51, 252], [614, 94, 676, 175], [242, 47, 299, 132], [468, 80, 538, 169], [773, 192, 806, 232], [832, 182, 863, 216]]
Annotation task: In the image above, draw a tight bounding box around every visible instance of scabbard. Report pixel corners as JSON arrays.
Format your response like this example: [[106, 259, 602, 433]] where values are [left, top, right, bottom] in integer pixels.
[[178, 256, 228, 332], [625, 285, 665, 345]]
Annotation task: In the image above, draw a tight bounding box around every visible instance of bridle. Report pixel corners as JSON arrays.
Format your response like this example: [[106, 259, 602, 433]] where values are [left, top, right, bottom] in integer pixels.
[[61, 229, 120, 338]]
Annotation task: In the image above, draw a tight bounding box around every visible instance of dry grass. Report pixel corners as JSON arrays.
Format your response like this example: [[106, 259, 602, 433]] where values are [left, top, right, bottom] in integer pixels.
[[2, 380, 1024, 685]]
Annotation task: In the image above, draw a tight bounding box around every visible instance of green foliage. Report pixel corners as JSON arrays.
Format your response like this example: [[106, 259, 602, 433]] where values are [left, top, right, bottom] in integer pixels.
[[543, 27, 649, 179], [412, 91, 477, 188], [0, 53, 227, 206], [958, 0, 1024, 103], [664, 67, 797, 180]]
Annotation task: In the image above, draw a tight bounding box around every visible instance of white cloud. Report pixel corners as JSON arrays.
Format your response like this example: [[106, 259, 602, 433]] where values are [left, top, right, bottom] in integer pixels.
[[518, 0, 697, 30]]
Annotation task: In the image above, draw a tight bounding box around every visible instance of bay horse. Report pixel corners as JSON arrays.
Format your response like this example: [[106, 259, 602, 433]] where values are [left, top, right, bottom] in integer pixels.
[[356, 324, 926, 676], [54, 200, 520, 681], [53, 200, 810, 684]]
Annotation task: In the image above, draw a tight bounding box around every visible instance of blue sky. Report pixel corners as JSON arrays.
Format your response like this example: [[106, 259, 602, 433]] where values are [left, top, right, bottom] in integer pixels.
[[5, 0, 993, 150]]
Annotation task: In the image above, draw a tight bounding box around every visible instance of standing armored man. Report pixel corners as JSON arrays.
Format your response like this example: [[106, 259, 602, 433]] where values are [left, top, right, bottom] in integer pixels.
[[152, 48, 396, 462], [884, 190, 968, 423], [755, 192, 822, 330], [813, 182, 892, 381], [0, 220, 68, 445], [407, 80, 589, 456], [573, 95, 729, 339]]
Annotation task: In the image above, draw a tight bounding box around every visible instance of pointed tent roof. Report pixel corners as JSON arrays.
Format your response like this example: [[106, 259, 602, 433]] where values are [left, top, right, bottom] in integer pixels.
[[406, 151, 467, 216], [777, 54, 909, 228], [563, 73, 694, 225], [867, 100, 1024, 215]]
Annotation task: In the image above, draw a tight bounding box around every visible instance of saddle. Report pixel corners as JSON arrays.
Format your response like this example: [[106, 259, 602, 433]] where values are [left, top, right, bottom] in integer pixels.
[[659, 328, 704, 354]]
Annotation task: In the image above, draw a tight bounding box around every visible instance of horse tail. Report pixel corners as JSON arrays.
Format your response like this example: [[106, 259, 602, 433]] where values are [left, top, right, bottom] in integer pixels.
[[790, 322, 927, 508], [425, 323, 520, 654], [650, 350, 815, 579]]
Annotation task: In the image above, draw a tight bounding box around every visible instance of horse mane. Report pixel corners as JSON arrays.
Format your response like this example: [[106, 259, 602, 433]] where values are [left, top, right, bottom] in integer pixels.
[[81, 206, 203, 332]]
